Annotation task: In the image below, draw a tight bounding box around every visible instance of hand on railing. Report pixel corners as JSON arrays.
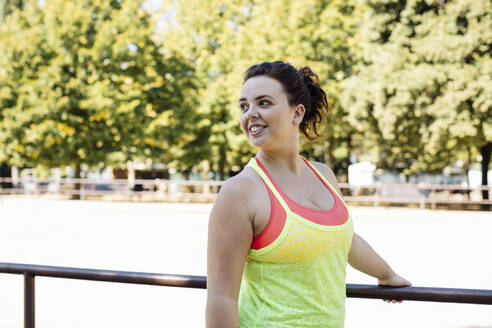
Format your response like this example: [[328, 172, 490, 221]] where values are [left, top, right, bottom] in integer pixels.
[[378, 273, 412, 303]]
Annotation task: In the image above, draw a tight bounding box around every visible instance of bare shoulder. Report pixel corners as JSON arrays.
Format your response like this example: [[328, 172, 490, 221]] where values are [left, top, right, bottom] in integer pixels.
[[207, 168, 260, 306], [310, 161, 343, 196], [211, 167, 261, 222], [217, 168, 259, 203], [310, 161, 338, 183]]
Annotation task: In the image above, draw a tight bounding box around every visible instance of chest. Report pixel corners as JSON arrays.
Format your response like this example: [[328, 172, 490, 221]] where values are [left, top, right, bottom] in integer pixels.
[[280, 176, 335, 210], [251, 173, 337, 237], [250, 216, 354, 263]]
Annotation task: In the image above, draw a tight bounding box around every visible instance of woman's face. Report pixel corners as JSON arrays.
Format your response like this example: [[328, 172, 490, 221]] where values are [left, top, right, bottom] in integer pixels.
[[239, 76, 300, 149]]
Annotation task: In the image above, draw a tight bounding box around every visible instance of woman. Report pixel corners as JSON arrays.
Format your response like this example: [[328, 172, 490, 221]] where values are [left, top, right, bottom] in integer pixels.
[[206, 61, 410, 328]]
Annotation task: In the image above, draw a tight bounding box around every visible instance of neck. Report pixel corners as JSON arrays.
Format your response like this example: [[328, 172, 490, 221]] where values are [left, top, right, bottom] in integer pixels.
[[257, 136, 302, 174]]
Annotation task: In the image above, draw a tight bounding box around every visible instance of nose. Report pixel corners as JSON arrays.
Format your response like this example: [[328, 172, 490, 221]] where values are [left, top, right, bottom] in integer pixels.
[[246, 104, 259, 119]]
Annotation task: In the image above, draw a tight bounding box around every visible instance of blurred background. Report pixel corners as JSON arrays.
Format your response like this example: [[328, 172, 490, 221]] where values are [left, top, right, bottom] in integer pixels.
[[0, 0, 490, 207], [0, 0, 491, 327]]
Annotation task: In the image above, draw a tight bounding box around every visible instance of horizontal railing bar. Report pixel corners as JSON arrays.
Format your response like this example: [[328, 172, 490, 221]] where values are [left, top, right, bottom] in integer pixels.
[[0, 189, 217, 197], [1, 262, 492, 305], [347, 284, 492, 305], [5, 191, 489, 204], [0, 177, 225, 186], [0, 262, 206, 289], [343, 196, 492, 205], [339, 183, 492, 191], [1, 177, 491, 190], [5, 193, 490, 205]]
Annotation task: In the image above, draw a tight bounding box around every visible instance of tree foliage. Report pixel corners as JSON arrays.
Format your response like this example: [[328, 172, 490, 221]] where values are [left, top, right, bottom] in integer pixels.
[[0, 0, 24, 23], [343, 0, 492, 179], [161, 0, 252, 179], [0, 0, 206, 174], [162, 0, 362, 178], [2, 0, 488, 189]]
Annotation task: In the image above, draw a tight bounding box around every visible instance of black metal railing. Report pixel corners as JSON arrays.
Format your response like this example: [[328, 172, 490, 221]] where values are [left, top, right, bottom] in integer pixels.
[[1, 262, 491, 328]]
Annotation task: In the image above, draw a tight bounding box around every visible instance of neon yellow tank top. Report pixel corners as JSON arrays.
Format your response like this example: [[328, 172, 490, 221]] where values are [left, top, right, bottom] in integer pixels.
[[238, 157, 354, 328]]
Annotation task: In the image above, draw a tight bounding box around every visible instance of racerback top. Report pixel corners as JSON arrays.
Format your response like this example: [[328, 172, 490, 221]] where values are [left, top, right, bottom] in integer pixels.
[[238, 156, 354, 328]]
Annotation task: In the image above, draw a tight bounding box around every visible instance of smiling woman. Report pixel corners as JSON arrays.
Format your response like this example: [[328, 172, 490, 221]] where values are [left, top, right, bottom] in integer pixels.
[[206, 61, 411, 328], [238, 63, 327, 143]]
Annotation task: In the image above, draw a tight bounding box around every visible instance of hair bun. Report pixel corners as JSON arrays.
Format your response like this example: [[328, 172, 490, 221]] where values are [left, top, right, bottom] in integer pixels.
[[298, 66, 321, 86], [297, 66, 329, 137]]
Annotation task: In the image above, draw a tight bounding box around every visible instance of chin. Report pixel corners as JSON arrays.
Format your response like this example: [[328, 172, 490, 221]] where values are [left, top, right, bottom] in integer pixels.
[[248, 135, 268, 148], [245, 133, 259, 145]]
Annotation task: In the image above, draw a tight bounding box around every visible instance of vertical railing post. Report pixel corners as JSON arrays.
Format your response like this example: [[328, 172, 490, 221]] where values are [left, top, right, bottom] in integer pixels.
[[80, 179, 85, 200], [374, 182, 381, 207], [24, 272, 35, 328]]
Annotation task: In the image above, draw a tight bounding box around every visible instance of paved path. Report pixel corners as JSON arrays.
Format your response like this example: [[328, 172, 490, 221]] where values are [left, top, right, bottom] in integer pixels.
[[0, 198, 491, 327]]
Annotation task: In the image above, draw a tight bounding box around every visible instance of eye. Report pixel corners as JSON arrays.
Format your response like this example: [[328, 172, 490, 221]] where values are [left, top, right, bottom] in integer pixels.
[[259, 100, 270, 106], [239, 103, 248, 112]]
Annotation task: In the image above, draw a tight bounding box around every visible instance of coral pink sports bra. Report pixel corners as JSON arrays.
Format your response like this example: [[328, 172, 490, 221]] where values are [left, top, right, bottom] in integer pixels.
[[251, 156, 349, 250]]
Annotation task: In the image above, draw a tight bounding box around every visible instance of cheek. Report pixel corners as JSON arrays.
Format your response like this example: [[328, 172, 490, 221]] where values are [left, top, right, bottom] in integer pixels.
[[239, 115, 248, 133]]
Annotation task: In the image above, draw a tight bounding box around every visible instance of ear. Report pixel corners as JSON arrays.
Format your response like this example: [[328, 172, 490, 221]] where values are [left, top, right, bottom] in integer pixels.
[[292, 104, 305, 125]]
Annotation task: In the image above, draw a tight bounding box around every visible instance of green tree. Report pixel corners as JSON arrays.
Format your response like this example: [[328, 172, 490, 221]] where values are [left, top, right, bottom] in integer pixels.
[[232, 0, 363, 178], [0, 0, 23, 23], [161, 0, 252, 179], [0, 0, 205, 179], [0, 0, 24, 182], [343, 0, 491, 194], [161, 0, 362, 179]]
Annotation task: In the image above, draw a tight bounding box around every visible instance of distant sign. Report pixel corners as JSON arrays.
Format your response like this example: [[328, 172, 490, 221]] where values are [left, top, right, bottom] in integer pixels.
[[348, 161, 375, 186]]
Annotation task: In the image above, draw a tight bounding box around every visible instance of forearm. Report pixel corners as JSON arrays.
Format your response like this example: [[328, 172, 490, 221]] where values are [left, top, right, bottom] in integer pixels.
[[206, 293, 238, 328], [348, 233, 394, 280]]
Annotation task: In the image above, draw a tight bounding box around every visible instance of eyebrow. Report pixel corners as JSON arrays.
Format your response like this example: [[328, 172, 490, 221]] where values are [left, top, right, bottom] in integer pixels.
[[239, 95, 272, 102]]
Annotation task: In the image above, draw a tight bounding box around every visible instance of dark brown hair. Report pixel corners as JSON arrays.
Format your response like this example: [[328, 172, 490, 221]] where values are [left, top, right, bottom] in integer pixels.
[[243, 61, 329, 140]]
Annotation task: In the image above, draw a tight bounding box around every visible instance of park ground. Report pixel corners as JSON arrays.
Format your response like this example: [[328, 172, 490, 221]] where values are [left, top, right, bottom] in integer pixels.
[[0, 198, 491, 328]]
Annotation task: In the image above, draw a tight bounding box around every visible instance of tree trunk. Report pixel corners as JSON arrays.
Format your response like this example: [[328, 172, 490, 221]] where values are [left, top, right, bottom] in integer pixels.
[[202, 161, 210, 194], [324, 137, 334, 169], [463, 146, 471, 199], [0, 163, 13, 189], [72, 162, 82, 200], [344, 133, 352, 180], [219, 143, 226, 181], [480, 142, 491, 210]]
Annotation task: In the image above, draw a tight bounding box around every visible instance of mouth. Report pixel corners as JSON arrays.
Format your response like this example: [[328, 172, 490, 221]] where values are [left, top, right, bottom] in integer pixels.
[[248, 124, 267, 136]]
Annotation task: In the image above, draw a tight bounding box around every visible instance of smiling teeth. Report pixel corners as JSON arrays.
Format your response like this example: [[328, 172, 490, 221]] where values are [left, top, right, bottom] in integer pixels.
[[250, 126, 263, 132]]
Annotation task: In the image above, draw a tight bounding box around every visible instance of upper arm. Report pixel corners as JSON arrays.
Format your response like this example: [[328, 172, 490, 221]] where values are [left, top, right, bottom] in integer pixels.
[[207, 177, 254, 301], [348, 232, 361, 265]]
